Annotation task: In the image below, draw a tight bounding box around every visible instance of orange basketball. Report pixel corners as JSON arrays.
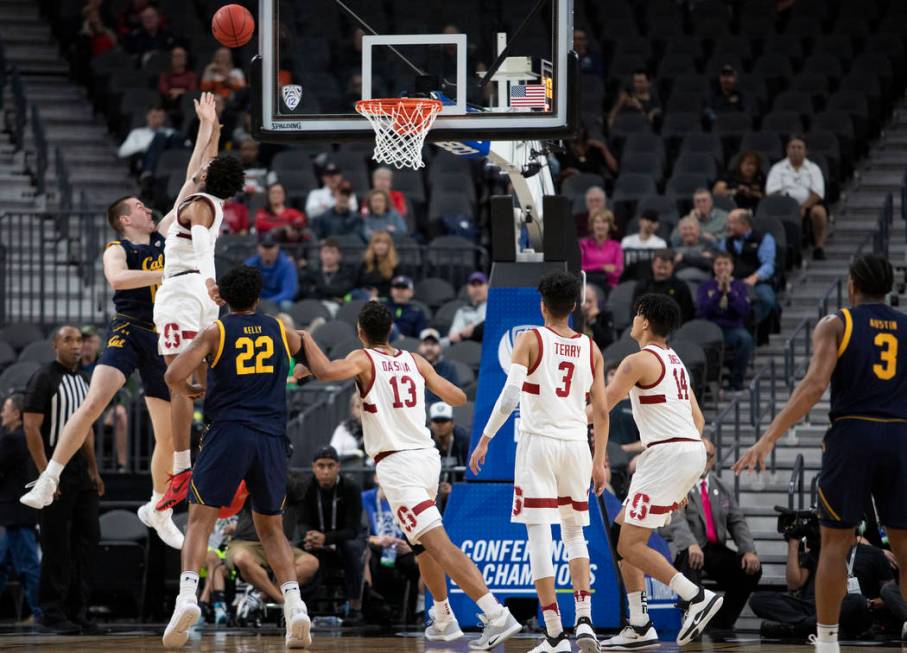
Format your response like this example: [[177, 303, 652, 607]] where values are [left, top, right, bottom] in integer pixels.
[[212, 4, 255, 48]]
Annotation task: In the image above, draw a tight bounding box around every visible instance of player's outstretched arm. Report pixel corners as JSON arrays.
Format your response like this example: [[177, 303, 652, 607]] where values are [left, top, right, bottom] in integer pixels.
[[588, 343, 610, 495], [733, 314, 841, 475], [298, 332, 369, 382], [412, 353, 466, 407], [103, 241, 162, 290], [164, 324, 218, 398]]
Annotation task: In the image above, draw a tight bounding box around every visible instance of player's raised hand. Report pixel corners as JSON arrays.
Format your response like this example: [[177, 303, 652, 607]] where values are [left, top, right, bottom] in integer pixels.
[[468, 436, 491, 475], [732, 437, 774, 475], [195, 91, 218, 124]]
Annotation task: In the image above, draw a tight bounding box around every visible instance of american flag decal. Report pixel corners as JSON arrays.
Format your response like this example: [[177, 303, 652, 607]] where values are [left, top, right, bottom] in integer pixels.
[[510, 83, 548, 109]]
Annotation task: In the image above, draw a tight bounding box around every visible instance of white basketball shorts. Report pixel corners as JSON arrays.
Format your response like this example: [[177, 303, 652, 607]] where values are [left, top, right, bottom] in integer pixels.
[[512, 433, 592, 526], [375, 447, 443, 544], [153, 273, 220, 356], [623, 439, 706, 529]]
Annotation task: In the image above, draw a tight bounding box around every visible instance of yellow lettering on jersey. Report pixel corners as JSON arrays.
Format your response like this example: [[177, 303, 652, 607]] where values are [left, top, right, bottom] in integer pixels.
[[870, 319, 898, 330], [242, 325, 264, 335], [142, 254, 164, 302], [107, 335, 126, 348]]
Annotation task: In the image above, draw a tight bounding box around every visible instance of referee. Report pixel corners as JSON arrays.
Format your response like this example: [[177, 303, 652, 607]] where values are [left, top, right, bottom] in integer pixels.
[[22, 325, 103, 634]]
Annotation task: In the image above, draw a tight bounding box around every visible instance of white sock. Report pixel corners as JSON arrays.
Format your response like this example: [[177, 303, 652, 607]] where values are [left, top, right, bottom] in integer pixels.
[[476, 593, 501, 619], [45, 460, 64, 481], [542, 602, 563, 637], [173, 450, 191, 473], [281, 581, 303, 609], [817, 624, 838, 642], [669, 573, 699, 601], [574, 589, 592, 621], [433, 598, 453, 624], [627, 591, 648, 627], [151, 491, 165, 508], [179, 571, 199, 600]]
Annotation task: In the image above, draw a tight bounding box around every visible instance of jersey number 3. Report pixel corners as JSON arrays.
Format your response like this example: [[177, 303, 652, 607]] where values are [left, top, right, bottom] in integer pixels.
[[235, 336, 274, 375], [556, 361, 575, 397], [873, 333, 898, 380]]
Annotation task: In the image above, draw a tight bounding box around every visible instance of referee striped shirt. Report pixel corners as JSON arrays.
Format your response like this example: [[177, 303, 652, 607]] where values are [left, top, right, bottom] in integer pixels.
[[23, 361, 89, 454]]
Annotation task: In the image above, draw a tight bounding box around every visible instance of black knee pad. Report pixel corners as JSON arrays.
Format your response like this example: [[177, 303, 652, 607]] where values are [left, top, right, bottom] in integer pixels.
[[412, 543, 426, 556], [610, 521, 623, 561]]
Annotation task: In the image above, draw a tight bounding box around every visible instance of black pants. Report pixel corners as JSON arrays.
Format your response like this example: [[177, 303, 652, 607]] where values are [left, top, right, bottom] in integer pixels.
[[37, 470, 99, 625], [676, 543, 762, 629], [881, 582, 907, 623], [749, 591, 872, 638], [317, 537, 367, 604]]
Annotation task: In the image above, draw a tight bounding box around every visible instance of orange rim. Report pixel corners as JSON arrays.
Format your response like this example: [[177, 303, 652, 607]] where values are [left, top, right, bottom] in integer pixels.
[[355, 98, 443, 126]]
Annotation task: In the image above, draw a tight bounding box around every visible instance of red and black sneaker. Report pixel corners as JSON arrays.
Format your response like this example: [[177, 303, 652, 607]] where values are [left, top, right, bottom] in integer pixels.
[[155, 469, 193, 511]]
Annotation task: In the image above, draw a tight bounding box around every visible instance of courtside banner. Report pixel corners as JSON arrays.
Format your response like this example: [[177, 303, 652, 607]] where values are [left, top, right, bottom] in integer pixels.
[[437, 483, 623, 628], [468, 286, 546, 481]]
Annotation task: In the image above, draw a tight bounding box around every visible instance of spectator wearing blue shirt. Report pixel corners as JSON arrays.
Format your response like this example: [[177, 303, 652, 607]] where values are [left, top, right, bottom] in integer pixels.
[[385, 276, 428, 339], [361, 190, 407, 242], [244, 233, 298, 310], [697, 252, 753, 392], [719, 209, 776, 326]]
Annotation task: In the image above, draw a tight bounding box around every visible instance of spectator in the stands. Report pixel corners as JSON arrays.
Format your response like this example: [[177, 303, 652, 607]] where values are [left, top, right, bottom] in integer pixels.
[[329, 394, 364, 460], [580, 210, 623, 292], [368, 167, 408, 218], [255, 183, 306, 235], [357, 231, 399, 298], [419, 329, 459, 405], [158, 46, 197, 111], [117, 106, 172, 161], [448, 272, 488, 345], [244, 233, 298, 310], [115, 0, 152, 36], [297, 238, 356, 304], [573, 186, 607, 238], [720, 209, 777, 327], [663, 439, 761, 632], [201, 47, 246, 100], [582, 285, 615, 350], [673, 217, 717, 282], [430, 401, 470, 512], [608, 69, 661, 128], [77, 326, 101, 381], [306, 162, 359, 219], [80, 6, 117, 57], [621, 208, 666, 250], [713, 150, 765, 212], [361, 190, 407, 242], [573, 29, 603, 77], [704, 65, 750, 126], [557, 130, 618, 188], [298, 446, 366, 622], [766, 135, 828, 260], [632, 250, 695, 324], [673, 189, 728, 245], [237, 138, 270, 196], [385, 276, 427, 339], [124, 6, 174, 61], [311, 181, 359, 239], [221, 201, 249, 234], [696, 252, 752, 392]]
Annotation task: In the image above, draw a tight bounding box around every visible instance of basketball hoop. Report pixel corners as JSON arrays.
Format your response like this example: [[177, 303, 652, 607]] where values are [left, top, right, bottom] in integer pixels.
[[355, 98, 443, 170]]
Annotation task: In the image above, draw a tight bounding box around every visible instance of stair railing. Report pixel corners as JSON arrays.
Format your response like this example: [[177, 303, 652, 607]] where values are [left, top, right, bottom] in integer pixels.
[[787, 453, 805, 510], [713, 397, 742, 501], [749, 358, 778, 478]]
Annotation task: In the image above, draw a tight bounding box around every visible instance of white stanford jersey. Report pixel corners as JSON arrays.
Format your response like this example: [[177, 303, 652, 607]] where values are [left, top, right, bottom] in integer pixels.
[[519, 327, 595, 441], [163, 192, 224, 276], [628, 344, 701, 447], [359, 348, 434, 460]]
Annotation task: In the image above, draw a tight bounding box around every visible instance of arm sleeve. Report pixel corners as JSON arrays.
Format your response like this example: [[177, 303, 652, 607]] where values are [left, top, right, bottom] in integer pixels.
[[755, 233, 776, 281], [190, 224, 216, 284], [482, 364, 527, 439]]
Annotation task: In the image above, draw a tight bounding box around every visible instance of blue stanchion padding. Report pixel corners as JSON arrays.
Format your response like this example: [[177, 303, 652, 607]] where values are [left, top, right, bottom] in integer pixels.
[[436, 482, 623, 629]]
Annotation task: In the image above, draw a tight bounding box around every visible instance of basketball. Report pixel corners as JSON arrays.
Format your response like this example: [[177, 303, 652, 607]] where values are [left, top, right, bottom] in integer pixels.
[[211, 4, 255, 48]]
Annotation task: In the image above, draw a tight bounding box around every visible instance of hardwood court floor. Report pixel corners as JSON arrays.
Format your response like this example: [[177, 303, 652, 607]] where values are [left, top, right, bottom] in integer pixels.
[[0, 628, 904, 652]]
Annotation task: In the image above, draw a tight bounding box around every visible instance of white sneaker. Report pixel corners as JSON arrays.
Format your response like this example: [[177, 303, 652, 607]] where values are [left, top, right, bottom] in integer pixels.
[[575, 616, 600, 653], [285, 603, 312, 649], [137, 502, 184, 550], [20, 474, 57, 509], [676, 588, 723, 645], [424, 606, 464, 641], [468, 607, 522, 650], [600, 622, 659, 650], [162, 597, 201, 648], [528, 632, 572, 652], [901, 621, 907, 641], [808, 635, 840, 653]]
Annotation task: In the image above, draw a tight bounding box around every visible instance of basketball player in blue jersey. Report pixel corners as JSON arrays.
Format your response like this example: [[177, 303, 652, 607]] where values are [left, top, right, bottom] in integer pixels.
[[20, 94, 223, 549], [735, 254, 907, 653], [161, 265, 311, 649]]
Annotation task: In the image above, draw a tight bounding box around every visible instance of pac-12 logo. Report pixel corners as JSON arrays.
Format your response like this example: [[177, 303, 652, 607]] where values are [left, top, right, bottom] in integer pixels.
[[497, 325, 536, 372], [281, 84, 302, 111]]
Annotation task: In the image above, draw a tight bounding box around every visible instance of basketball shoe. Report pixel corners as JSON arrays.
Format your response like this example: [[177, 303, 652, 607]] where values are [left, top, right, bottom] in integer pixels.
[[676, 588, 723, 645], [600, 621, 660, 650], [575, 616, 601, 653], [162, 596, 201, 648], [285, 601, 312, 649], [809, 635, 840, 653], [424, 606, 464, 641], [137, 501, 184, 549], [468, 607, 522, 650], [156, 469, 192, 510], [20, 473, 57, 509], [528, 631, 571, 652]]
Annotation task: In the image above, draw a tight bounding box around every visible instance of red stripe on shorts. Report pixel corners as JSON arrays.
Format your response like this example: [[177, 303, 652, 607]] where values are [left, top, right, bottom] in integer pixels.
[[638, 394, 666, 404], [523, 497, 559, 508], [649, 502, 681, 515], [558, 496, 589, 511], [412, 499, 436, 516], [522, 382, 540, 394], [182, 331, 197, 339]]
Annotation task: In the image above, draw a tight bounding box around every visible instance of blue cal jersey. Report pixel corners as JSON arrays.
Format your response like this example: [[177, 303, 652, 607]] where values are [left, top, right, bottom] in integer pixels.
[[205, 313, 291, 435], [107, 233, 165, 324], [830, 303, 907, 421]]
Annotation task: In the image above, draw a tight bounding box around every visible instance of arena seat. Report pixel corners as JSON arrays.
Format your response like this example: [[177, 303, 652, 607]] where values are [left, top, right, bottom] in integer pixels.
[[288, 300, 332, 328]]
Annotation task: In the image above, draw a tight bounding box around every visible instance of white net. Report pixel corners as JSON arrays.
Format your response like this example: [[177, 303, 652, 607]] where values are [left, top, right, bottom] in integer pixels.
[[355, 98, 443, 170]]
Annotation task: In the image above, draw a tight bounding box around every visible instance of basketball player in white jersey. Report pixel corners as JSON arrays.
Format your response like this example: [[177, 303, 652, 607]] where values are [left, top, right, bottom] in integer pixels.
[[152, 105, 245, 512], [600, 294, 720, 649], [296, 301, 522, 650], [469, 271, 609, 653]]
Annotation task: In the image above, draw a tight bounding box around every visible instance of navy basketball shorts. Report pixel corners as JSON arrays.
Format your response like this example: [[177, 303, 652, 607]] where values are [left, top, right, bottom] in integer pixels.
[[190, 423, 290, 516], [818, 418, 907, 529], [97, 316, 169, 400]]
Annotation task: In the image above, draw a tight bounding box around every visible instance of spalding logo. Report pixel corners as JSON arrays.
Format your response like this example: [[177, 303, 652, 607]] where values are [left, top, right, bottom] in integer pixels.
[[281, 84, 302, 111], [497, 325, 535, 372]]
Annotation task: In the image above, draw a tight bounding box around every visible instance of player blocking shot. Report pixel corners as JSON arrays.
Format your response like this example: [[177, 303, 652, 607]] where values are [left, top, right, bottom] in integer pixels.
[[469, 271, 608, 653], [735, 254, 907, 653], [296, 302, 522, 650], [601, 294, 721, 650], [161, 266, 311, 649]]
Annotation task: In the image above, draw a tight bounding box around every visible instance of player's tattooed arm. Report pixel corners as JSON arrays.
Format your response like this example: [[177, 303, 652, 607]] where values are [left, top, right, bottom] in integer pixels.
[[103, 241, 163, 290], [164, 325, 217, 398]]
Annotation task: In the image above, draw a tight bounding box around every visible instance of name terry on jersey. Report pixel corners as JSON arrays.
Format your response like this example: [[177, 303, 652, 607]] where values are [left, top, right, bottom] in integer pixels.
[[554, 343, 582, 358]]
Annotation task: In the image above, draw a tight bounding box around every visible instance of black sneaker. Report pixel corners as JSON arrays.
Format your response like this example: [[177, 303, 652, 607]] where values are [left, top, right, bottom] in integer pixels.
[[38, 618, 82, 635]]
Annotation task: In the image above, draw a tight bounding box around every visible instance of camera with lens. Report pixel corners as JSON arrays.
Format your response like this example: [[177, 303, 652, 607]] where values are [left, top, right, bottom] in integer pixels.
[[775, 506, 820, 545]]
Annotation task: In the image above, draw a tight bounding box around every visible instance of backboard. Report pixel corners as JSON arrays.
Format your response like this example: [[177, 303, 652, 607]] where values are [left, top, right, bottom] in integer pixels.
[[251, 0, 578, 144]]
